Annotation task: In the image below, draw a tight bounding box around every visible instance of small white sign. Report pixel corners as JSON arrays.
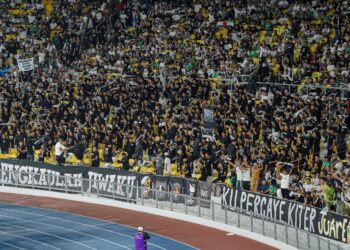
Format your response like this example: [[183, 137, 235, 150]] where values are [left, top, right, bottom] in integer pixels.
[[17, 58, 34, 72]]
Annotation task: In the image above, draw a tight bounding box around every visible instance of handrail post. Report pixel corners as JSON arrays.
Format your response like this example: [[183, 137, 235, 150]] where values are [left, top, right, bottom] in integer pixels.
[[141, 186, 144, 205], [31, 172, 34, 189], [307, 231, 311, 250], [80, 177, 84, 194], [126, 183, 129, 203], [15, 170, 18, 187], [225, 205, 227, 224], [211, 200, 214, 221], [184, 195, 187, 214], [237, 209, 241, 228], [262, 216, 265, 236], [155, 189, 158, 208], [112, 181, 116, 200], [198, 198, 201, 217], [250, 212, 253, 231], [88, 177, 91, 194], [295, 227, 299, 248], [285, 225, 288, 244], [170, 191, 173, 211], [48, 174, 51, 191], [135, 182, 138, 204], [274, 218, 277, 240], [327, 240, 331, 250], [64, 176, 67, 193]]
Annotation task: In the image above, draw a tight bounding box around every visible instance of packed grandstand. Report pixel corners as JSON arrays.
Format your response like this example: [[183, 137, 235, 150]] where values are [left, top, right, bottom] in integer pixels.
[[0, 0, 349, 217]]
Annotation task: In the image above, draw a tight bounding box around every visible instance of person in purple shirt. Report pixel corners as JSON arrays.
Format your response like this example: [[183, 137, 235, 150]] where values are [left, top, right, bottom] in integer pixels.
[[135, 226, 150, 250]]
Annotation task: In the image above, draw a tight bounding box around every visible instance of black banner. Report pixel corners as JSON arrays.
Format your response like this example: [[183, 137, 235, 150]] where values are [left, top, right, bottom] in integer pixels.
[[185, 179, 198, 206], [168, 177, 185, 203], [236, 75, 250, 83], [87, 167, 138, 200], [0, 159, 140, 201], [152, 175, 169, 201], [222, 187, 350, 243], [213, 183, 226, 198], [203, 106, 217, 129], [138, 173, 153, 199], [198, 180, 212, 208]]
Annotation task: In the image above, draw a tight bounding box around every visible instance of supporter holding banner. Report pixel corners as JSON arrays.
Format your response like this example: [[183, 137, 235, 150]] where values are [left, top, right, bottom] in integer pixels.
[[203, 106, 217, 129], [17, 58, 34, 72]]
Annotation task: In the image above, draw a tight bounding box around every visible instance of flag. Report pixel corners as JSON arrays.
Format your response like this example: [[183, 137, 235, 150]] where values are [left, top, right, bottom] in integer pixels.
[[0, 67, 11, 77], [223, 20, 234, 27], [217, 20, 234, 27]]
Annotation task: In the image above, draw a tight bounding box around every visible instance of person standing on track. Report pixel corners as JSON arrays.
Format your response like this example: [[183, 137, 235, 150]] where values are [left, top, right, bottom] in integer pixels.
[[135, 226, 150, 250]]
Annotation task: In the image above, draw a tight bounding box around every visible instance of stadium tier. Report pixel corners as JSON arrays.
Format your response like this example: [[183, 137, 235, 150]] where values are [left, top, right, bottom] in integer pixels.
[[0, 0, 349, 218]]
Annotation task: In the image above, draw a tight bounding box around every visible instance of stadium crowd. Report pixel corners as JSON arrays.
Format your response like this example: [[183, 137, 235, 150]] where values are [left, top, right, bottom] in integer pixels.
[[0, 0, 349, 215]]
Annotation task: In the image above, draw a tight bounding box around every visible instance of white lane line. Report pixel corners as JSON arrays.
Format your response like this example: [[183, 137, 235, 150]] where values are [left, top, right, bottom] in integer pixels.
[[0, 241, 26, 250], [0, 229, 29, 234], [0, 214, 131, 250], [2, 208, 167, 250], [0, 229, 61, 250], [0, 221, 96, 250], [94, 222, 114, 226]]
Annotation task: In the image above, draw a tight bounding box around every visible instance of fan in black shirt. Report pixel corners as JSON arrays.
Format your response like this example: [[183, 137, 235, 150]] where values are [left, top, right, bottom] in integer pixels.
[[26, 135, 35, 161], [312, 192, 324, 208], [0, 134, 10, 154], [91, 146, 100, 167], [17, 141, 27, 160], [104, 144, 113, 167], [304, 192, 313, 206], [118, 152, 130, 171]]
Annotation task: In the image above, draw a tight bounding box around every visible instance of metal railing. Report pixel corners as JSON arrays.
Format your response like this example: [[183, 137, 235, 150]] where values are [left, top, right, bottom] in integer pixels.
[[0, 169, 348, 250]]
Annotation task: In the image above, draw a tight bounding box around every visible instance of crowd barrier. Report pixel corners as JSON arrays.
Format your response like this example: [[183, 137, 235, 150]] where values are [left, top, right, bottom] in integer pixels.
[[0, 158, 349, 250]]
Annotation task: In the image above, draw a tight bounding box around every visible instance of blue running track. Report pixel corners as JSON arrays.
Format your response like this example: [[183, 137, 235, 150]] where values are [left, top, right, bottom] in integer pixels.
[[0, 203, 196, 250]]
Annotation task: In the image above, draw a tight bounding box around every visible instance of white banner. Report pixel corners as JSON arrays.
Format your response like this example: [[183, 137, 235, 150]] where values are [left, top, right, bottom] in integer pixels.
[[17, 58, 34, 72], [38, 53, 45, 63]]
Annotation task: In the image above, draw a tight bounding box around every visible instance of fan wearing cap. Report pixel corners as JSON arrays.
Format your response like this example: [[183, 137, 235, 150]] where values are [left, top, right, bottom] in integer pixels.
[[134, 226, 150, 250]]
